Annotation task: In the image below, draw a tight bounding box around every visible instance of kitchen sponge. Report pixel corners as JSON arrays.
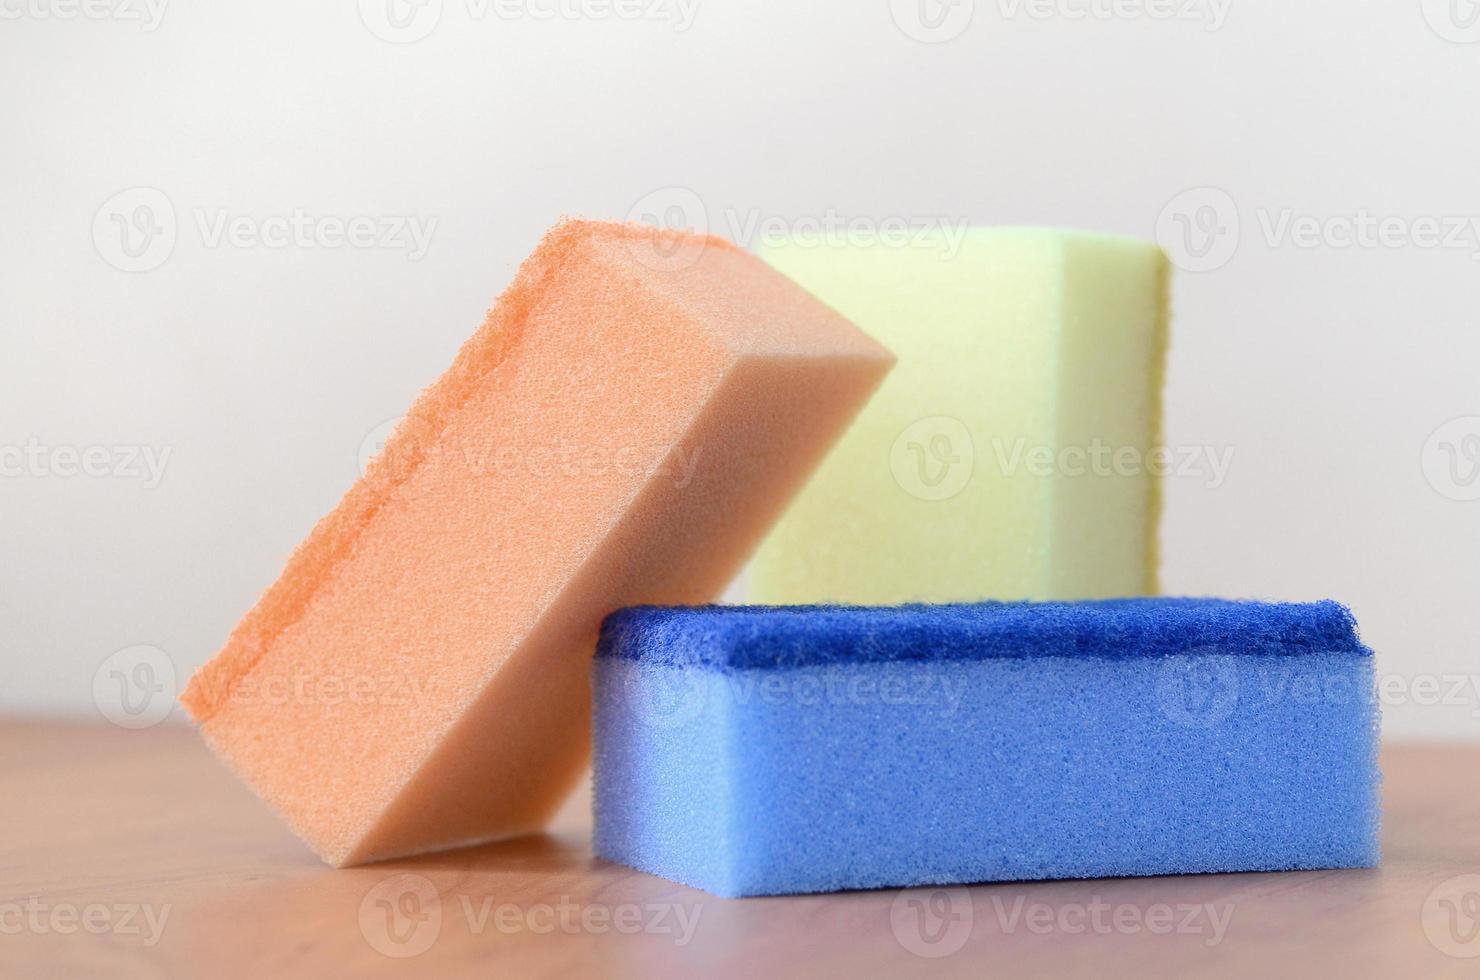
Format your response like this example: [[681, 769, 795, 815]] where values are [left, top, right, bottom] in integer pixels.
[[180, 219, 893, 866], [748, 229, 1170, 604], [592, 598, 1380, 897]]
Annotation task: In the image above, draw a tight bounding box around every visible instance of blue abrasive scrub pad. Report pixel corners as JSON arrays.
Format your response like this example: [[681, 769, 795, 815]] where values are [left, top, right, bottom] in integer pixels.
[[591, 598, 1380, 897]]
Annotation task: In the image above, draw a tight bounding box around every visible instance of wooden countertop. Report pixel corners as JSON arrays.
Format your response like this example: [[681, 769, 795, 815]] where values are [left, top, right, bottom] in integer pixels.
[[4, 722, 1479, 978]]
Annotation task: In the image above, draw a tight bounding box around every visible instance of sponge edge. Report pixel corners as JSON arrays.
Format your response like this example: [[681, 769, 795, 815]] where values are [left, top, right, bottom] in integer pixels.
[[180, 219, 894, 866], [593, 599, 1381, 897]]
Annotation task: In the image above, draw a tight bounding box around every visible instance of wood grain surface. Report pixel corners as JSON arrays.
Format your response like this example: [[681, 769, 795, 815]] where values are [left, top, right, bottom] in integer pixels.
[[5, 722, 1479, 978]]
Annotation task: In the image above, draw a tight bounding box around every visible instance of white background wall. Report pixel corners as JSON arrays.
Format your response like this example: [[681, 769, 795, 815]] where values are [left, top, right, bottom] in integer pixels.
[[2, 1, 1477, 738]]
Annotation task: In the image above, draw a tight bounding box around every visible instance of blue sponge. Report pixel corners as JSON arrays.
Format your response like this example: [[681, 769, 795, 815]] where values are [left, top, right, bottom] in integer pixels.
[[591, 598, 1380, 898]]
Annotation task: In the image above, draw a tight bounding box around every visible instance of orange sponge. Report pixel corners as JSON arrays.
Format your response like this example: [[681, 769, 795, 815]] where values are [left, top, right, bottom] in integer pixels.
[[181, 220, 893, 866]]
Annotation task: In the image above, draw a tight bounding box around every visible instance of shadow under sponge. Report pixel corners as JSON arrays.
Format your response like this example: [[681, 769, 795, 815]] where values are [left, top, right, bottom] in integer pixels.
[[592, 598, 1381, 897]]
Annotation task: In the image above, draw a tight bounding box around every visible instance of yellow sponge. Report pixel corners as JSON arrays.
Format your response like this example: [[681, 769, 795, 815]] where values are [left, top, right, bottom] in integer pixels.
[[748, 228, 1170, 604]]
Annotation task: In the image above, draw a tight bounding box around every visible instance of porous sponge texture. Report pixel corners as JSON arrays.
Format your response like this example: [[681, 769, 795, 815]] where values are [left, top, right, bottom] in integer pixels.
[[748, 228, 1169, 604], [593, 598, 1380, 897], [181, 219, 894, 866]]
